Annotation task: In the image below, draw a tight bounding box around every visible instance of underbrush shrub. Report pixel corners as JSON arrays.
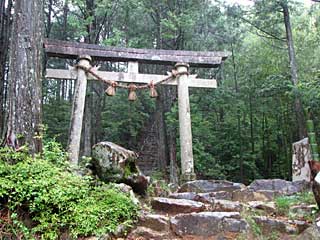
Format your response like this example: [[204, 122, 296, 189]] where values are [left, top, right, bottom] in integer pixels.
[[0, 145, 139, 239]]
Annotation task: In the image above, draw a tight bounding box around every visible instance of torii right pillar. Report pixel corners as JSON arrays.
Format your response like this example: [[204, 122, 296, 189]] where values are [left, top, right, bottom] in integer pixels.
[[176, 63, 196, 183]]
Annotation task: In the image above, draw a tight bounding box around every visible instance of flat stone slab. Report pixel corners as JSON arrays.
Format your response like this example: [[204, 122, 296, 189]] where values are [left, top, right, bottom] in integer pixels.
[[170, 212, 247, 238], [151, 197, 206, 214], [179, 180, 245, 193]]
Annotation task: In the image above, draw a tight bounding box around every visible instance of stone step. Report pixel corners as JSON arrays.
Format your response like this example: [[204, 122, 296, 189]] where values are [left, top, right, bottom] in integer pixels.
[[137, 214, 170, 232], [178, 180, 245, 193], [126, 226, 174, 240], [169, 191, 233, 202], [170, 211, 247, 239], [151, 197, 206, 214]]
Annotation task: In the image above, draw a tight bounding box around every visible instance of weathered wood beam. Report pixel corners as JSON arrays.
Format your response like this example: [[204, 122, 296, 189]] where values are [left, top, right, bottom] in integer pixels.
[[44, 39, 229, 68], [45, 68, 217, 88]]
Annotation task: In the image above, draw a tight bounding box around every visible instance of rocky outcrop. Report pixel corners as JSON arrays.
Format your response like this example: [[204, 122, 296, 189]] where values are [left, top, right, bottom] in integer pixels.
[[91, 142, 149, 194], [178, 180, 245, 193], [126, 178, 315, 240]]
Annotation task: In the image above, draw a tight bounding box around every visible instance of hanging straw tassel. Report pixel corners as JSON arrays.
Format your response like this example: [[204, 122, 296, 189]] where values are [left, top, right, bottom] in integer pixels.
[[128, 84, 137, 101], [105, 81, 117, 96], [148, 81, 158, 98]]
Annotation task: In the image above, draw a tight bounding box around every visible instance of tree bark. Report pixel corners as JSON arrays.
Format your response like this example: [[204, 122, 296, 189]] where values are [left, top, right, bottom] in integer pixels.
[[0, 0, 13, 138], [6, 0, 44, 154], [281, 2, 306, 140]]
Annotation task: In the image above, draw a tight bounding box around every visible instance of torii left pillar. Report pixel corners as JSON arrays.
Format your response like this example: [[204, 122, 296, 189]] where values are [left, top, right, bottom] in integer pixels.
[[68, 55, 91, 165]]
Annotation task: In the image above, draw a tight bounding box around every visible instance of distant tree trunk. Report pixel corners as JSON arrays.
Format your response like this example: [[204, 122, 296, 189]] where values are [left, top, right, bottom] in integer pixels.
[[0, 0, 13, 138], [231, 42, 244, 182], [6, 0, 44, 154], [249, 92, 254, 153], [281, 2, 306, 140]]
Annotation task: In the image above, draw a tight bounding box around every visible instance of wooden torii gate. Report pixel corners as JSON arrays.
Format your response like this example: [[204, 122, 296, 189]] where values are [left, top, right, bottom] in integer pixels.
[[44, 39, 228, 181]]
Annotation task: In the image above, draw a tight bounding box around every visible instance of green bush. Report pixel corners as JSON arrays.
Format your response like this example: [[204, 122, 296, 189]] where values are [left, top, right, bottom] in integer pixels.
[[0, 146, 139, 239]]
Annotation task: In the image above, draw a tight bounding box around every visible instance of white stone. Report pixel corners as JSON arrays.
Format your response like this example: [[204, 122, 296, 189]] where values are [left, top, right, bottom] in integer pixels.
[[292, 138, 311, 182]]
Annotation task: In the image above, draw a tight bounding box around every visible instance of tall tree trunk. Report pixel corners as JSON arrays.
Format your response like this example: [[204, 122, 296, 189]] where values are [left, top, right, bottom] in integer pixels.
[[6, 0, 44, 154], [0, 0, 13, 138], [281, 2, 306, 140]]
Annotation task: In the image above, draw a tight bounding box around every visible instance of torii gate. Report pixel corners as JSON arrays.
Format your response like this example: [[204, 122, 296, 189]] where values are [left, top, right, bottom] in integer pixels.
[[44, 39, 228, 181]]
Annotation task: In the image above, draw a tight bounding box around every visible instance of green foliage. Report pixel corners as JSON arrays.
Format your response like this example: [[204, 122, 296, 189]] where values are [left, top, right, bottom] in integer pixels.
[[0, 144, 139, 239]]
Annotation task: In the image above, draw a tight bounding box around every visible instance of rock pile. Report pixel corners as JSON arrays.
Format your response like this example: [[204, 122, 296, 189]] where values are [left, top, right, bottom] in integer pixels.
[[127, 179, 316, 240]]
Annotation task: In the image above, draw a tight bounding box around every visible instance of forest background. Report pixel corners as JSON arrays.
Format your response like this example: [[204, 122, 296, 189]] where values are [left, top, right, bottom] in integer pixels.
[[1, 0, 320, 185]]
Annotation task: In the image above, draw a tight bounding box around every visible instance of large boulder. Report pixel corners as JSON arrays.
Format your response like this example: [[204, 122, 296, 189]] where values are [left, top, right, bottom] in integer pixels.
[[178, 180, 245, 193], [91, 142, 148, 194]]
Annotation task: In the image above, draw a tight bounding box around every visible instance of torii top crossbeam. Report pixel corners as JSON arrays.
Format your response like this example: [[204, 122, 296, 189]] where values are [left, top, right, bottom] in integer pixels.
[[44, 38, 229, 182], [44, 39, 228, 68]]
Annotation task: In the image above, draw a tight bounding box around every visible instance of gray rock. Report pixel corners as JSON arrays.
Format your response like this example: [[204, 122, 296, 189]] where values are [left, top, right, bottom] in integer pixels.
[[138, 214, 170, 232], [295, 225, 320, 240], [253, 216, 304, 235], [248, 201, 276, 214], [169, 192, 214, 203], [232, 188, 279, 202], [179, 180, 245, 193], [249, 179, 309, 195], [213, 199, 243, 212], [151, 197, 206, 214], [91, 142, 149, 195], [287, 220, 310, 234], [168, 192, 198, 201], [127, 226, 171, 240], [170, 212, 247, 237], [199, 191, 233, 201]]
